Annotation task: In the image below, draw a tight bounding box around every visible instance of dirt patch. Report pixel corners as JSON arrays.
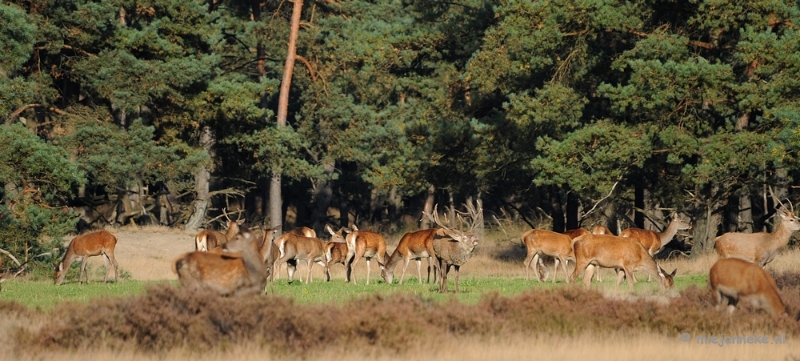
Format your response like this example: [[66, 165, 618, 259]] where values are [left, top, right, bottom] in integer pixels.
[[69, 226, 197, 281]]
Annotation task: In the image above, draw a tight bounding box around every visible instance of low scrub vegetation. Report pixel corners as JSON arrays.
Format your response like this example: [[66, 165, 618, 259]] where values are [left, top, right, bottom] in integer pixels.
[[4, 273, 800, 359]]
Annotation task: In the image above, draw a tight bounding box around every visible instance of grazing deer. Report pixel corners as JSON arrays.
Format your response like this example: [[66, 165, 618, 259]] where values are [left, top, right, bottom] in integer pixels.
[[381, 228, 437, 285], [427, 200, 482, 293], [327, 225, 388, 285], [175, 225, 273, 296], [582, 225, 614, 282], [273, 232, 328, 284], [570, 234, 675, 292], [521, 229, 574, 283], [714, 207, 800, 267], [620, 214, 691, 281], [54, 230, 119, 285], [709, 258, 787, 316]]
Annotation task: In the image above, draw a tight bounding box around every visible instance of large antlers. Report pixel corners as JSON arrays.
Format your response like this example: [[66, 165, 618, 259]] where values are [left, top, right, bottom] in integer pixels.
[[768, 186, 795, 215], [423, 199, 484, 233]]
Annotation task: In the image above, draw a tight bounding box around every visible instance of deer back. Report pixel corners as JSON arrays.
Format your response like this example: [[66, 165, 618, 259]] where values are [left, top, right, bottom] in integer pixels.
[[522, 229, 573, 258], [709, 258, 787, 316]]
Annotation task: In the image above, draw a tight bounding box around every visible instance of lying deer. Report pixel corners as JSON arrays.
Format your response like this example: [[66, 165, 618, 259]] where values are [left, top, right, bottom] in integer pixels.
[[54, 230, 119, 285], [709, 258, 787, 316], [175, 225, 273, 296], [714, 207, 800, 267], [570, 234, 675, 292]]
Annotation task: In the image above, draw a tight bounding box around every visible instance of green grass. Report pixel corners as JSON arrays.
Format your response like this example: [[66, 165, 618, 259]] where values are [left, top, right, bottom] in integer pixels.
[[0, 274, 709, 310]]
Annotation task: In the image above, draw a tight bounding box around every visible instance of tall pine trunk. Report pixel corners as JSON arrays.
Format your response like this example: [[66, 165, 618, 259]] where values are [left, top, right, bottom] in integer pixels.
[[185, 126, 213, 231], [270, 0, 304, 229]]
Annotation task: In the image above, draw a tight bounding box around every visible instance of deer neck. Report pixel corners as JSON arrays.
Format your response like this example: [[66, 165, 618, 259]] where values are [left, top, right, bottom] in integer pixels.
[[655, 220, 682, 249], [766, 220, 794, 250], [240, 245, 267, 281]]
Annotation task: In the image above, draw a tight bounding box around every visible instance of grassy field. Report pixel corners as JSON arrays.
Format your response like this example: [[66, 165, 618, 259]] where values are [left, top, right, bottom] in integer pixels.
[[1, 227, 799, 361], [1, 271, 708, 310]]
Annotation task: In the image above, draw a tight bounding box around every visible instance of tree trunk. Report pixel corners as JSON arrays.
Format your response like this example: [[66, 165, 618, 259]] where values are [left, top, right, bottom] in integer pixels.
[[549, 186, 565, 232], [270, 0, 303, 230], [566, 191, 579, 230], [690, 183, 724, 257], [420, 184, 436, 229], [185, 126, 214, 231], [311, 161, 335, 234]]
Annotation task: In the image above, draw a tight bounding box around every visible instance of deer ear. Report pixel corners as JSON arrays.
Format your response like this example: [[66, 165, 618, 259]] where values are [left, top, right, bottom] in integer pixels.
[[670, 268, 677, 277], [326, 225, 334, 235]]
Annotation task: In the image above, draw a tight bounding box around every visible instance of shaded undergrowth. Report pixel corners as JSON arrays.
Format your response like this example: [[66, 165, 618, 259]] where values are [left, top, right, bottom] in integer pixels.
[[5, 272, 800, 358]]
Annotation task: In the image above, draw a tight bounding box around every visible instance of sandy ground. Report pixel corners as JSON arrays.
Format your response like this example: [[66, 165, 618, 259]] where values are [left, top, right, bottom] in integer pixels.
[[70, 225, 198, 281]]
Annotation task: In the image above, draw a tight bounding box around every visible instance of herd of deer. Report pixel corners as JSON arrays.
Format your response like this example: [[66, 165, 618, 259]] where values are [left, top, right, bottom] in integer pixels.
[[28, 198, 799, 318]]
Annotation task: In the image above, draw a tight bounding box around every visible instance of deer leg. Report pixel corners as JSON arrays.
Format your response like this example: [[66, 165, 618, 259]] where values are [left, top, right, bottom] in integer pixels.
[[454, 265, 460, 293], [559, 257, 570, 284], [365, 258, 371, 285], [350, 254, 361, 285], [416, 259, 423, 284], [523, 249, 536, 281], [580, 262, 594, 288], [287, 260, 297, 282], [552, 258, 561, 283], [79, 257, 90, 285], [624, 267, 635, 292], [399, 258, 411, 285], [105, 251, 119, 283]]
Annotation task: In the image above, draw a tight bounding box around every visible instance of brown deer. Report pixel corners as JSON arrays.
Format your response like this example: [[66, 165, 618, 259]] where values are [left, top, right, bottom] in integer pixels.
[[620, 213, 691, 281], [265, 227, 309, 282], [426, 200, 482, 293], [714, 207, 800, 267], [582, 225, 614, 282], [709, 258, 787, 316], [570, 234, 675, 292], [620, 214, 692, 256], [327, 225, 388, 285], [273, 232, 328, 284], [521, 229, 574, 283], [54, 230, 119, 285], [381, 228, 437, 285], [175, 225, 273, 296], [323, 240, 349, 281], [194, 220, 242, 252]]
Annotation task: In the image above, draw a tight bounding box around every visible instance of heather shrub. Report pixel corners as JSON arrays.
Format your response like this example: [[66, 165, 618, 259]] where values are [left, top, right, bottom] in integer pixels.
[[9, 278, 800, 358]]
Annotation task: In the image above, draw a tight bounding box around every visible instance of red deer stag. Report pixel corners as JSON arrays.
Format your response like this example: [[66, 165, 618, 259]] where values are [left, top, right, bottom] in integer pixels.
[[709, 258, 787, 316], [521, 229, 574, 283], [327, 225, 387, 285], [570, 234, 675, 292], [714, 206, 800, 267], [273, 232, 328, 284], [175, 225, 273, 296], [426, 200, 482, 293], [54, 230, 119, 285], [381, 228, 437, 285]]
